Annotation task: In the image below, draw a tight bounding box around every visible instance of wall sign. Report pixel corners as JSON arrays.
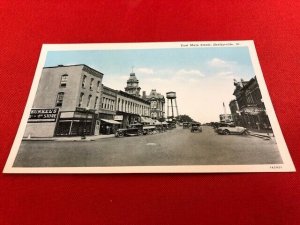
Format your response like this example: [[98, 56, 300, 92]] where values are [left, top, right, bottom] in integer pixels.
[[28, 108, 59, 122]]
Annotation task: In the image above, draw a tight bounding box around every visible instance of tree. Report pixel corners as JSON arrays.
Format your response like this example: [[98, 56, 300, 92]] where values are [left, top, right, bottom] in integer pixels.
[[176, 114, 194, 123]]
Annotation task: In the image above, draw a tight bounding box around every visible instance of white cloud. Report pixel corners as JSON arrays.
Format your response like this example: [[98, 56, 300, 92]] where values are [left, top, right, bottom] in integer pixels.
[[136, 67, 154, 75], [175, 69, 205, 78], [207, 58, 237, 69]]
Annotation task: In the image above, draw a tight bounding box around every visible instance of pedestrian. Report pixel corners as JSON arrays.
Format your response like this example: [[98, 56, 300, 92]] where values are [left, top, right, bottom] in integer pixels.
[[106, 125, 110, 135]]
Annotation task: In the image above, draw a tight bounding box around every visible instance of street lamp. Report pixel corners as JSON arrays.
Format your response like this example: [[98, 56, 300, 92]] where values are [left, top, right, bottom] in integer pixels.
[[81, 107, 90, 139]]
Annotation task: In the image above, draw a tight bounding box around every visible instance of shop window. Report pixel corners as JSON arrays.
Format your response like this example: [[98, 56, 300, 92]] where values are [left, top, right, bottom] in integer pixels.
[[56, 92, 64, 107], [78, 93, 84, 107], [82, 75, 87, 88], [60, 74, 68, 87]]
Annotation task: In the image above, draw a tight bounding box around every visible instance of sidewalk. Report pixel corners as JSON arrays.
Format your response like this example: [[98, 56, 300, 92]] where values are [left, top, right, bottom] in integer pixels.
[[22, 134, 115, 142], [248, 129, 274, 140]]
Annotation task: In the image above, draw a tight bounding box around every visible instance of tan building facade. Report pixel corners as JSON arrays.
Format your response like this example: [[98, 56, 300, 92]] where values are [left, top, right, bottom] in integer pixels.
[[24, 64, 103, 137], [116, 91, 150, 127]]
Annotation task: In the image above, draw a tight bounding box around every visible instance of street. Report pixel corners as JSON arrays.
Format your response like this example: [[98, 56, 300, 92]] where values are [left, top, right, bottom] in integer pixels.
[[13, 126, 283, 167]]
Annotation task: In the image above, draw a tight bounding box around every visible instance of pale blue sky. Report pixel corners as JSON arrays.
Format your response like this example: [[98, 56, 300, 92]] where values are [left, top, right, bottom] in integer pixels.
[[45, 47, 254, 79], [44, 47, 255, 122]]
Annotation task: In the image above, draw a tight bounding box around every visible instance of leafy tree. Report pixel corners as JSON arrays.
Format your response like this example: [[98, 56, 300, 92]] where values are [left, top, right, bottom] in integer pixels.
[[176, 114, 194, 123]]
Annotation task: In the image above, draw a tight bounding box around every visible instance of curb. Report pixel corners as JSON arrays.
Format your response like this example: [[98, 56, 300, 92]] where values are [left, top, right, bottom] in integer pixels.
[[249, 133, 271, 140], [22, 135, 116, 142]]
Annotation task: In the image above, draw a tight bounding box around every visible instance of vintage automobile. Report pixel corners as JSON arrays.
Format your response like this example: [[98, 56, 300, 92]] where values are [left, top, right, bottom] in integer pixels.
[[190, 122, 202, 132], [182, 122, 190, 129], [216, 123, 249, 135], [115, 124, 144, 137], [143, 126, 156, 135]]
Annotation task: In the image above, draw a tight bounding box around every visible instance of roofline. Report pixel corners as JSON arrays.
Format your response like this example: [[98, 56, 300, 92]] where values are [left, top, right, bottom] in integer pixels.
[[43, 64, 104, 76], [102, 85, 118, 93], [117, 90, 150, 104]]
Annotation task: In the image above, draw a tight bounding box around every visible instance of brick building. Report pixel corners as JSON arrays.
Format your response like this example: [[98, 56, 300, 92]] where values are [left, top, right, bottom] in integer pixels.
[[232, 77, 271, 130], [143, 89, 165, 120], [24, 64, 103, 137]]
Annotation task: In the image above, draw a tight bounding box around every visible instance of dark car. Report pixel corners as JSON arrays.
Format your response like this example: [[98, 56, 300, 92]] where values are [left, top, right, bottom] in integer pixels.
[[191, 122, 202, 132], [182, 122, 190, 129], [115, 124, 143, 137]]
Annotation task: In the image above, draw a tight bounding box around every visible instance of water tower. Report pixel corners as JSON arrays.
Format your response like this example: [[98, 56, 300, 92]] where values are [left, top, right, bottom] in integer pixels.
[[166, 91, 179, 119]]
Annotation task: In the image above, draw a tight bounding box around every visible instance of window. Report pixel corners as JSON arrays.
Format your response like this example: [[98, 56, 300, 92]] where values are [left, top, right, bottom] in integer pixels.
[[78, 93, 84, 107], [90, 78, 94, 90], [60, 74, 68, 87], [87, 95, 92, 108], [111, 100, 114, 110], [56, 92, 64, 107], [82, 75, 87, 88], [94, 96, 98, 109], [97, 81, 101, 92], [101, 97, 104, 109]]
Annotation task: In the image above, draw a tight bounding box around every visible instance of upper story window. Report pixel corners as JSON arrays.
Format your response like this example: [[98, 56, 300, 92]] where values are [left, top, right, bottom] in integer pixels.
[[90, 78, 94, 90], [97, 81, 101, 92], [82, 75, 87, 88], [94, 96, 98, 109], [101, 97, 104, 109], [60, 74, 68, 88], [78, 93, 84, 107], [56, 92, 64, 107], [87, 95, 92, 108]]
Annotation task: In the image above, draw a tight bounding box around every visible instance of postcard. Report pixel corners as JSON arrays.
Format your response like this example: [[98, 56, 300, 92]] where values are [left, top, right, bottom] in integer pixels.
[[3, 41, 295, 173]]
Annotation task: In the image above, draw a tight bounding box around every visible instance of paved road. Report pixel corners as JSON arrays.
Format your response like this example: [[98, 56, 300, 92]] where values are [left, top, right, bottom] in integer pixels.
[[13, 126, 283, 167]]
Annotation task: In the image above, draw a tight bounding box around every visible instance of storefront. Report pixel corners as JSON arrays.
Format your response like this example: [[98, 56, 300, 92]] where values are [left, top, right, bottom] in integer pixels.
[[100, 119, 121, 134], [239, 107, 270, 130], [54, 109, 96, 136], [115, 111, 141, 128], [140, 116, 154, 125]]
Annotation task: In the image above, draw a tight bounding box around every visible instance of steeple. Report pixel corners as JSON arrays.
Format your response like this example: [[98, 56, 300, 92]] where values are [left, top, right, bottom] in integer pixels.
[[124, 69, 141, 97]]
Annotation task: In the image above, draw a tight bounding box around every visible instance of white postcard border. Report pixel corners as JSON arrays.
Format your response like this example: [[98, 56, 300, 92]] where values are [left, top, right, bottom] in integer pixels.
[[3, 40, 296, 173]]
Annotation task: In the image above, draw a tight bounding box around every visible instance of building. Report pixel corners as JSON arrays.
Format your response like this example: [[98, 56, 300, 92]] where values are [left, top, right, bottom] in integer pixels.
[[98, 85, 120, 134], [219, 114, 233, 123], [232, 77, 271, 130], [143, 89, 165, 120], [229, 99, 242, 125], [124, 71, 141, 97], [115, 90, 150, 128], [24, 64, 103, 137]]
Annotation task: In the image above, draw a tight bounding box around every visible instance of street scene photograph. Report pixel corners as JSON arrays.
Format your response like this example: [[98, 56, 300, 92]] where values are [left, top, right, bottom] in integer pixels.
[[4, 41, 295, 173]]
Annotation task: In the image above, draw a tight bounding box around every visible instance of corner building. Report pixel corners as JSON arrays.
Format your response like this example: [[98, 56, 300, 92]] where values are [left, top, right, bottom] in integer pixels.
[[24, 64, 103, 137], [232, 77, 271, 130]]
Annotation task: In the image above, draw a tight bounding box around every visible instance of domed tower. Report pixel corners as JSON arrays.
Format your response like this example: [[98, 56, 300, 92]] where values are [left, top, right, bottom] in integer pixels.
[[124, 71, 141, 97]]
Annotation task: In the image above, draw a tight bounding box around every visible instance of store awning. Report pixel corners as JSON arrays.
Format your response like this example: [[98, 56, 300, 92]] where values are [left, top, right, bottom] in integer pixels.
[[101, 119, 121, 124], [152, 120, 162, 125], [141, 117, 153, 123]]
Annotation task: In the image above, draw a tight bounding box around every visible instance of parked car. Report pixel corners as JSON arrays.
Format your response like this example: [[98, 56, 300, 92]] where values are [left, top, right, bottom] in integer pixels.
[[143, 126, 156, 135], [191, 122, 202, 132], [115, 124, 143, 137], [182, 122, 190, 129], [217, 124, 248, 135]]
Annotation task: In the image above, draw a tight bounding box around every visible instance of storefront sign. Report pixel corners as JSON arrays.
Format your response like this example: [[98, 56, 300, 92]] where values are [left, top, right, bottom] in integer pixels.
[[28, 108, 59, 122], [242, 107, 264, 115], [114, 115, 123, 121]]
